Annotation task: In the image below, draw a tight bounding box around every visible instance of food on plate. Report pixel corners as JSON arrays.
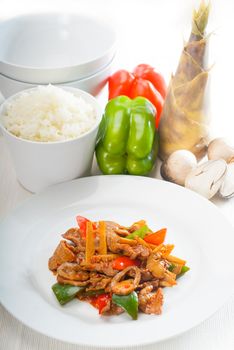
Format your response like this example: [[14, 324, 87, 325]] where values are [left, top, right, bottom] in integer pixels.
[[208, 138, 234, 163], [49, 216, 189, 319], [95, 96, 159, 175], [1, 85, 97, 142], [161, 150, 197, 186], [108, 64, 167, 128], [185, 159, 227, 199], [159, 1, 210, 160]]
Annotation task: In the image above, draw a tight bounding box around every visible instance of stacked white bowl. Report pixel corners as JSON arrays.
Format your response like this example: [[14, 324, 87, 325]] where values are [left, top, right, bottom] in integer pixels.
[[0, 13, 116, 98]]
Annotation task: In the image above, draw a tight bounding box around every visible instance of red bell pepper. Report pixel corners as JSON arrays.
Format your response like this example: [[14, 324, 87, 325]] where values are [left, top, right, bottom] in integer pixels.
[[144, 228, 167, 245], [90, 293, 111, 314], [108, 64, 167, 128], [112, 256, 140, 270], [76, 216, 96, 239]]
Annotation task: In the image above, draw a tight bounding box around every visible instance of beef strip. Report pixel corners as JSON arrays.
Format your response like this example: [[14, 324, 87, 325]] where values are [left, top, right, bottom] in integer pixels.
[[105, 221, 151, 259], [48, 240, 76, 272], [62, 228, 86, 252], [86, 272, 112, 291], [138, 285, 163, 314]]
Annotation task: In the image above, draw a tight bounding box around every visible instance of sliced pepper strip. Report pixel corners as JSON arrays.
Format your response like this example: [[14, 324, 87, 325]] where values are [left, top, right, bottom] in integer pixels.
[[85, 221, 95, 263], [76, 215, 96, 239], [90, 293, 111, 314], [126, 225, 150, 240], [112, 291, 138, 320], [144, 228, 167, 245], [112, 256, 139, 270], [176, 266, 190, 279], [52, 283, 82, 305]]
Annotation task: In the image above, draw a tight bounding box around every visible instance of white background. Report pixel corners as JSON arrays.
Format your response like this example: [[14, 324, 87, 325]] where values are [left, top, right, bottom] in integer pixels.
[[0, 0, 234, 350]]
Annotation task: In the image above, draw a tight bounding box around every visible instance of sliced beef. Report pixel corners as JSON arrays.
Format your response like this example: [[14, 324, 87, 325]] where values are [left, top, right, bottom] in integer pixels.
[[105, 221, 151, 259], [138, 285, 163, 315], [48, 240, 76, 272], [86, 272, 112, 291], [62, 228, 86, 252]]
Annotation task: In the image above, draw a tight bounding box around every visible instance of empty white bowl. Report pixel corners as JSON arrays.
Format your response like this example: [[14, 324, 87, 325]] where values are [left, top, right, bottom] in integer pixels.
[[0, 56, 113, 98], [0, 87, 102, 193], [0, 13, 116, 84]]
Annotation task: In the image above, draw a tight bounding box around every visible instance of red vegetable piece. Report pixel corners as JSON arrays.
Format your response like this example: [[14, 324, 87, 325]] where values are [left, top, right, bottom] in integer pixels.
[[76, 216, 96, 239], [144, 228, 167, 245], [108, 70, 135, 99], [90, 293, 111, 314], [112, 256, 140, 270], [129, 78, 164, 128], [133, 64, 167, 99]]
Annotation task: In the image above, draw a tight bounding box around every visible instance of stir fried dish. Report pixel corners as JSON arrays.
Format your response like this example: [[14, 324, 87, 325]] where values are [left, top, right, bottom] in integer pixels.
[[48, 216, 189, 320]]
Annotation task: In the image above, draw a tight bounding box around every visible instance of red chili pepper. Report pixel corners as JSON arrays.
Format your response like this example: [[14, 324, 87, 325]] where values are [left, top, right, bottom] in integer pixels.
[[90, 293, 111, 314], [76, 216, 96, 239], [108, 64, 167, 128], [112, 256, 140, 271], [144, 228, 167, 245]]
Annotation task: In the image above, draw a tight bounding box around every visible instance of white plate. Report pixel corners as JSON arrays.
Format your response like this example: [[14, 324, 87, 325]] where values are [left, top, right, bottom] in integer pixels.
[[0, 176, 234, 347]]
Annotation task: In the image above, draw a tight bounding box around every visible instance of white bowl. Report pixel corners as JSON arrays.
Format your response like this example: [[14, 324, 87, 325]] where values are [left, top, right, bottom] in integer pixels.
[[0, 87, 102, 193], [0, 13, 116, 84], [0, 56, 113, 98]]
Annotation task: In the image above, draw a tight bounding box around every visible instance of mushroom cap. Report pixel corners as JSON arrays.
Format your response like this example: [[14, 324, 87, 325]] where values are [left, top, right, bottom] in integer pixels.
[[185, 159, 227, 199], [219, 162, 234, 199]]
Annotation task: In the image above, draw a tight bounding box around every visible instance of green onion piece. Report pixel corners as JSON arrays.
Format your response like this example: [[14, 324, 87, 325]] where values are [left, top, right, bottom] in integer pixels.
[[112, 291, 138, 320]]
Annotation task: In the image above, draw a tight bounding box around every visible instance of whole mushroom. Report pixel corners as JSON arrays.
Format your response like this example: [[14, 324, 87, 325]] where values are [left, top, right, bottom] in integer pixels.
[[185, 159, 227, 199], [160, 150, 197, 186]]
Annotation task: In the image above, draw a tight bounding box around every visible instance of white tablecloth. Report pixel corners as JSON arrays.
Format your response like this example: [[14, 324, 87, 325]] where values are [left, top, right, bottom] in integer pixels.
[[1, 0, 234, 348]]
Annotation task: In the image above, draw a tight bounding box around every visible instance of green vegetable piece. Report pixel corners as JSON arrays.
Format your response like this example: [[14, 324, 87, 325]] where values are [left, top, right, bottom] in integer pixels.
[[126, 225, 151, 240], [95, 95, 158, 176], [52, 283, 81, 305], [127, 97, 155, 159], [177, 265, 190, 279], [96, 142, 126, 174], [112, 291, 138, 320], [168, 263, 176, 272]]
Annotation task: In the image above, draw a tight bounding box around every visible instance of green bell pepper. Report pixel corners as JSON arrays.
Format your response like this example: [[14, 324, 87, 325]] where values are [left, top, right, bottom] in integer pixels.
[[126, 225, 151, 240], [112, 291, 138, 320], [95, 96, 159, 175], [176, 265, 190, 279], [52, 283, 82, 305]]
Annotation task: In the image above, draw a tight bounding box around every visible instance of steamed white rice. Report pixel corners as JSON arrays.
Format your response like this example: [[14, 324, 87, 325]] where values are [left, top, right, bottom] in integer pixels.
[[2, 85, 97, 142]]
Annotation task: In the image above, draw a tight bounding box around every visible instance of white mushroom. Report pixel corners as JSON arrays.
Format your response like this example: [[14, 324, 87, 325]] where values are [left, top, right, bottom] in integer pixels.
[[160, 150, 197, 186], [185, 160, 227, 199], [219, 162, 234, 199], [208, 138, 234, 163]]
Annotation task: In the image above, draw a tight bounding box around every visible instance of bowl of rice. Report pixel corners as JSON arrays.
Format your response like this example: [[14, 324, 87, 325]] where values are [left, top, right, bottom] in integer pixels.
[[0, 85, 102, 192]]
